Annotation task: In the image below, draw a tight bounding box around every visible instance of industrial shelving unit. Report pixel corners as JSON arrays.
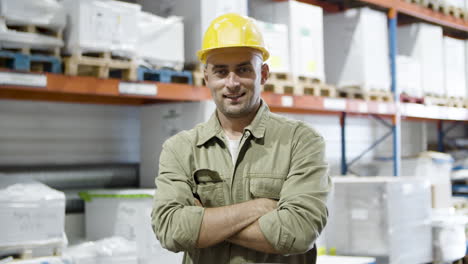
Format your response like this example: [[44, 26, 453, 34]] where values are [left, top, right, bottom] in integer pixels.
[[0, 0, 467, 178]]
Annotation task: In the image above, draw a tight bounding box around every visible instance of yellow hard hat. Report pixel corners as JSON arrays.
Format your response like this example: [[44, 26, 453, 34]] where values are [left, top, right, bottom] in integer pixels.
[[197, 13, 270, 64]]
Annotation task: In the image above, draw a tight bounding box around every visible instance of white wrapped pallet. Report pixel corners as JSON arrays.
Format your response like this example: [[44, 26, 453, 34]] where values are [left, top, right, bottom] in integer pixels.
[[324, 7, 390, 92], [397, 56, 422, 98], [249, 0, 325, 81], [65, 237, 138, 264], [137, 12, 184, 70], [152, 0, 248, 65], [0, 181, 66, 257], [398, 23, 445, 97], [328, 177, 433, 264], [432, 209, 468, 263], [255, 20, 290, 73], [10, 256, 69, 264], [317, 255, 377, 264], [63, 0, 140, 58], [377, 151, 454, 209], [444, 37, 466, 99], [79, 189, 183, 264], [0, 0, 66, 31]]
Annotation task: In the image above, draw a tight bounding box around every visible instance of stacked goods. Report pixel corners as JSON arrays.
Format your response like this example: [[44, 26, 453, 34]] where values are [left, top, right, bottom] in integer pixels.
[[398, 23, 445, 101], [443, 37, 467, 107], [137, 12, 184, 71], [62, 0, 141, 80], [0, 0, 65, 54], [377, 151, 454, 209], [250, 0, 325, 87], [79, 189, 183, 264], [0, 181, 66, 259], [327, 177, 433, 264], [397, 56, 423, 101], [324, 8, 391, 100], [431, 209, 468, 263], [158, 0, 248, 66], [439, 0, 465, 18], [64, 237, 138, 264], [255, 20, 290, 74]]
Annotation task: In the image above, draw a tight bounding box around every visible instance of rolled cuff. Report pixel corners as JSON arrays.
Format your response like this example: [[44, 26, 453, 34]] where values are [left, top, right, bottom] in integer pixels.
[[258, 210, 295, 255]]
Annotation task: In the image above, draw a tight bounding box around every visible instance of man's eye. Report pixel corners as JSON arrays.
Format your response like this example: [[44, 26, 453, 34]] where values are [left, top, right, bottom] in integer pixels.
[[238, 67, 252, 74], [214, 69, 228, 76]]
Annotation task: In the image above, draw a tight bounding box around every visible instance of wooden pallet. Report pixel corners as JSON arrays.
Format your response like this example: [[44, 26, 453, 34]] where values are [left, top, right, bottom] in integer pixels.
[[263, 80, 295, 94], [419, 0, 440, 11], [400, 93, 424, 104], [338, 86, 393, 102], [298, 83, 337, 97], [0, 50, 61, 73], [138, 67, 193, 84], [64, 51, 138, 81], [446, 97, 466, 108], [5, 24, 63, 57], [424, 95, 448, 106], [440, 4, 464, 18], [269, 72, 293, 83], [0, 241, 63, 261]]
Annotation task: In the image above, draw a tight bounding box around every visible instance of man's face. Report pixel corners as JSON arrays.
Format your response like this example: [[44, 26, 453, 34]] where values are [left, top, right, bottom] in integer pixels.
[[204, 48, 269, 118]]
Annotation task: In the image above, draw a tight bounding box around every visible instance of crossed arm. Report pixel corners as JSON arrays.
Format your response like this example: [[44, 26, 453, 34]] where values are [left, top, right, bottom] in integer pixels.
[[193, 197, 281, 254]]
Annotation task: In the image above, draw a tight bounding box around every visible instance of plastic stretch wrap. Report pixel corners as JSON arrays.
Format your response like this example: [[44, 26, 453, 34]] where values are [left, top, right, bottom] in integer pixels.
[[397, 56, 422, 98], [0, 0, 66, 30], [432, 209, 468, 263], [137, 12, 184, 70], [0, 19, 63, 50], [255, 20, 290, 73], [249, 0, 325, 80], [443, 37, 466, 98], [79, 189, 183, 264], [324, 7, 391, 91], [398, 23, 444, 96], [63, 0, 140, 58], [65, 237, 137, 264], [9, 256, 70, 264], [328, 177, 433, 264], [0, 180, 65, 252], [377, 151, 454, 208]]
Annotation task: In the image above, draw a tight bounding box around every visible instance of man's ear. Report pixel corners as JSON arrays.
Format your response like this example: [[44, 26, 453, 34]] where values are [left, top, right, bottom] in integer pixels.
[[260, 63, 270, 85], [203, 65, 209, 85]]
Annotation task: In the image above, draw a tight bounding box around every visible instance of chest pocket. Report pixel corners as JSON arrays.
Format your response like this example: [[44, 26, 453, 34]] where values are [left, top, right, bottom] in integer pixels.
[[248, 173, 286, 200], [193, 169, 228, 208]]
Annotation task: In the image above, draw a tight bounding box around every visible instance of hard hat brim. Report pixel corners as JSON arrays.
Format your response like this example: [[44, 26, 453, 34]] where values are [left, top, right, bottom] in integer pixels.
[[197, 46, 270, 64]]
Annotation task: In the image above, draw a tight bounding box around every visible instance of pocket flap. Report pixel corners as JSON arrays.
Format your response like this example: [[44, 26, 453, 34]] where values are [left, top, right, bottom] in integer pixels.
[[193, 169, 223, 184]]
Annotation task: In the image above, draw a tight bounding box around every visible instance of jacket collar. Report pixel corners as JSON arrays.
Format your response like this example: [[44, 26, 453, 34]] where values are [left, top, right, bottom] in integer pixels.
[[196, 100, 270, 147]]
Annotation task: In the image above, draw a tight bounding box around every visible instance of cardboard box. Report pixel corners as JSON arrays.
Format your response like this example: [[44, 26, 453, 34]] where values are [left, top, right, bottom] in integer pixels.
[[328, 177, 433, 264], [137, 12, 184, 70], [397, 56, 422, 98], [324, 7, 391, 92], [250, 0, 325, 80], [398, 23, 445, 96]]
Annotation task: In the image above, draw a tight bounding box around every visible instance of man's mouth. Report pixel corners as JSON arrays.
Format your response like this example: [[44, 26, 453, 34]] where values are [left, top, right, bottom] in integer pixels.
[[223, 93, 246, 100]]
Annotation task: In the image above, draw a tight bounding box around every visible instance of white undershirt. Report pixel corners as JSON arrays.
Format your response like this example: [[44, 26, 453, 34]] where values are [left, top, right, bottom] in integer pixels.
[[227, 138, 241, 165]]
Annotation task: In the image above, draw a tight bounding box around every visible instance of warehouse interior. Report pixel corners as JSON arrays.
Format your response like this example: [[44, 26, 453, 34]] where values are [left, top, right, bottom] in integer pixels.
[[0, 0, 468, 263]]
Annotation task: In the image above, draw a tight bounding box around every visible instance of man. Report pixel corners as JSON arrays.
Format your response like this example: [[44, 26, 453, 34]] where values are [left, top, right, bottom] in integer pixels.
[[152, 13, 331, 264]]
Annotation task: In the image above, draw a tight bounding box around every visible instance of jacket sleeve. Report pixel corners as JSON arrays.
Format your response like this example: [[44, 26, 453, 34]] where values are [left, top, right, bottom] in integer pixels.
[[151, 136, 205, 252], [258, 123, 331, 255]]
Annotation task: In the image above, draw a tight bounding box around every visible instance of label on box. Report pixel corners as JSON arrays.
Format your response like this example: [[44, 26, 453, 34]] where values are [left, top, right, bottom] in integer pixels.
[[281, 96, 294, 107], [0, 72, 47, 87], [323, 98, 346, 111], [119, 82, 157, 96]]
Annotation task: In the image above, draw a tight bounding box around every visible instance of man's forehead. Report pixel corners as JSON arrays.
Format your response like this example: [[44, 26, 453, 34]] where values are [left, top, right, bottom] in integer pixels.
[[206, 48, 262, 65]]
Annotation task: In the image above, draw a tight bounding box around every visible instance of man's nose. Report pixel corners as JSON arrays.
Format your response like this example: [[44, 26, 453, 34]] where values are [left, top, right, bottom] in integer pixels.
[[225, 72, 240, 90]]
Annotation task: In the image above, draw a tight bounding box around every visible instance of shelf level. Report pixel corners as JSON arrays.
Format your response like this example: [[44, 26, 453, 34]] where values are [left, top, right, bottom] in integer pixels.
[[0, 71, 467, 121]]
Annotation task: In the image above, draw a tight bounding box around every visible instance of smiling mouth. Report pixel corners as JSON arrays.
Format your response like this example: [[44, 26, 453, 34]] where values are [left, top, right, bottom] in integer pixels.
[[223, 93, 246, 100]]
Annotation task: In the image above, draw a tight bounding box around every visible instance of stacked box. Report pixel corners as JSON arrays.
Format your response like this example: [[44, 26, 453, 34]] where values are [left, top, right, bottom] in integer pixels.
[[80, 189, 183, 264], [137, 12, 184, 70], [0, 181, 65, 256], [152, 0, 248, 65], [432, 210, 467, 263], [64, 237, 138, 264], [63, 0, 141, 58], [398, 23, 445, 97], [328, 177, 433, 264], [255, 20, 290, 73], [317, 255, 377, 264], [249, 0, 325, 81], [444, 37, 466, 99], [377, 151, 454, 208], [0, 0, 65, 51], [397, 56, 422, 98], [324, 7, 390, 92]]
